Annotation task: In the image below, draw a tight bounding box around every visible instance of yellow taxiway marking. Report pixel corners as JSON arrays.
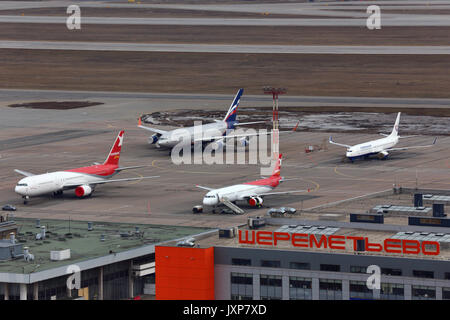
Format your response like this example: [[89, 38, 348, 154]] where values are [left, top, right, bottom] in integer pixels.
[[298, 178, 320, 193], [126, 171, 144, 185]]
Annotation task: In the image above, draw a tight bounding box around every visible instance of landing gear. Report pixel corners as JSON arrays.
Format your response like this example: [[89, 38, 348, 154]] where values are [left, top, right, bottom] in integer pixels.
[[53, 190, 63, 197], [23, 196, 29, 205]]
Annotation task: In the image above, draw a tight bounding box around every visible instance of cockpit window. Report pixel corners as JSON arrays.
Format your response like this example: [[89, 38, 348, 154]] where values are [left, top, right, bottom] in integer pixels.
[[17, 183, 28, 187]]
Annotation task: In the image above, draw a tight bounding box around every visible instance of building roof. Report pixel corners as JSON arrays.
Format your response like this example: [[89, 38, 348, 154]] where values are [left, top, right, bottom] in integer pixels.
[[0, 218, 211, 277], [192, 221, 450, 261]]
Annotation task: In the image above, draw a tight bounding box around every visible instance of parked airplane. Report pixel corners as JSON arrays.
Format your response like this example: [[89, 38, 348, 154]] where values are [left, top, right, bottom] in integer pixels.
[[329, 112, 437, 162], [138, 88, 268, 150], [14, 131, 158, 204], [196, 154, 304, 212]]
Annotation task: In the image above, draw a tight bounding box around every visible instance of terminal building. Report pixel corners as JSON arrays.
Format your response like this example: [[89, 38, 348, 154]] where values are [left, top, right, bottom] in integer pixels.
[[0, 217, 211, 300], [155, 190, 450, 300], [156, 221, 450, 300], [2, 189, 450, 300]]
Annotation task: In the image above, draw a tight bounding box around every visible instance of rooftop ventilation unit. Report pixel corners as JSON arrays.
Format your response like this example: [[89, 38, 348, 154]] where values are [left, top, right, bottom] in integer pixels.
[[50, 249, 71, 261], [248, 217, 266, 229], [219, 228, 237, 238], [24, 247, 34, 262]]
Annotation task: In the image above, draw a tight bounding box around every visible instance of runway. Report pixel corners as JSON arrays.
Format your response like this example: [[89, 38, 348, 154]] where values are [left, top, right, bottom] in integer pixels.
[[2, 40, 450, 55], [1, 88, 450, 108], [1, 15, 450, 27]]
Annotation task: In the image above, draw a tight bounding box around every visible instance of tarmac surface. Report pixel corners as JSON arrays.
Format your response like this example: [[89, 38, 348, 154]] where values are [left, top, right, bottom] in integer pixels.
[[0, 97, 448, 229], [0, 0, 448, 230]]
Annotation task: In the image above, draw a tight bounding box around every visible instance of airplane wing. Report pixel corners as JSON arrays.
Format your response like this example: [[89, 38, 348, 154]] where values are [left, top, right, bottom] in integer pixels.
[[385, 137, 437, 152], [329, 136, 351, 148], [193, 122, 300, 142], [138, 124, 168, 135], [196, 185, 214, 191], [137, 118, 168, 135], [234, 121, 268, 126], [381, 133, 419, 139], [63, 176, 159, 188], [114, 165, 149, 172], [14, 169, 35, 177]]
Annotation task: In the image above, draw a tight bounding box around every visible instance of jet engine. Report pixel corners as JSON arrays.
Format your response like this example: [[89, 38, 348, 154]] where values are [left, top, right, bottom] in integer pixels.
[[212, 139, 225, 150], [248, 196, 263, 207], [377, 150, 389, 159], [239, 137, 249, 147], [75, 185, 93, 198], [149, 133, 160, 144]]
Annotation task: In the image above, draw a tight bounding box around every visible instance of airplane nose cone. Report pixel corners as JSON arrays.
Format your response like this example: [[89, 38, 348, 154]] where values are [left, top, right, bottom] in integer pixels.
[[203, 198, 217, 206], [15, 186, 25, 195]]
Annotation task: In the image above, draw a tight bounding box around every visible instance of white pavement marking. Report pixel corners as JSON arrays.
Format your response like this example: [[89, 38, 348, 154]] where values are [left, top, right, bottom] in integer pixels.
[[1, 40, 450, 55], [1, 15, 450, 26]]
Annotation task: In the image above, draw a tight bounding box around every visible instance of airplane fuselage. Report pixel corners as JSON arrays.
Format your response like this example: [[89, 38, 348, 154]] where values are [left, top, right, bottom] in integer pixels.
[[15, 165, 118, 197], [203, 184, 274, 206], [346, 135, 398, 159], [154, 121, 230, 148], [202, 175, 281, 206]]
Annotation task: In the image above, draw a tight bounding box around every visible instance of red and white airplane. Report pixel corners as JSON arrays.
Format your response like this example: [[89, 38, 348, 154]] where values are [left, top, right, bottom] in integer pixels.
[[197, 154, 304, 212], [14, 131, 157, 204]]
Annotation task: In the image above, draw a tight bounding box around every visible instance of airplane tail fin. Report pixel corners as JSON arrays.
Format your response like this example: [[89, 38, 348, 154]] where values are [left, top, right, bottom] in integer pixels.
[[104, 130, 124, 166], [390, 112, 401, 137], [271, 153, 282, 177], [223, 88, 244, 124]]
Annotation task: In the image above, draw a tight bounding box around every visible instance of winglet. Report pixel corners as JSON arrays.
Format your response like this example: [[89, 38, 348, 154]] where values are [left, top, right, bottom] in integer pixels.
[[433, 137, 437, 145], [292, 120, 300, 132], [138, 116, 142, 126]]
